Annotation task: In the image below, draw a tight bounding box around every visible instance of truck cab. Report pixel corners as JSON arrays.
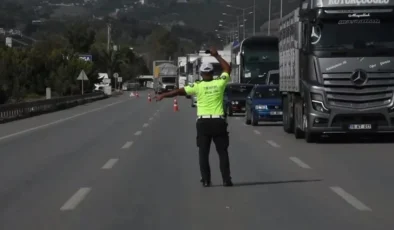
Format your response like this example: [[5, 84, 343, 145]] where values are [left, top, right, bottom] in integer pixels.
[[279, 0, 394, 142]]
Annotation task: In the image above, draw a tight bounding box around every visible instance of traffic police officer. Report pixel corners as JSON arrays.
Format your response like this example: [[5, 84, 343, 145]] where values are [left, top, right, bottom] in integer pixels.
[[155, 47, 233, 187]]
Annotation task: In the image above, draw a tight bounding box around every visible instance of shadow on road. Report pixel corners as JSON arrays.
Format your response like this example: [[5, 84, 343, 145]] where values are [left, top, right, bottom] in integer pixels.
[[256, 122, 283, 127], [318, 134, 394, 144], [211, 179, 322, 188]]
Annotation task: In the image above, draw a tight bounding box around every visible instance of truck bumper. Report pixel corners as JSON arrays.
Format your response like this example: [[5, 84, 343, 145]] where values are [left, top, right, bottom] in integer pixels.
[[307, 107, 394, 134]]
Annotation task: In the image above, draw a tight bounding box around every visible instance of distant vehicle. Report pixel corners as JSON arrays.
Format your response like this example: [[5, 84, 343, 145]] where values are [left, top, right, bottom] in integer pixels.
[[224, 83, 254, 116], [245, 85, 282, 126], [231, 36, 279, 84]]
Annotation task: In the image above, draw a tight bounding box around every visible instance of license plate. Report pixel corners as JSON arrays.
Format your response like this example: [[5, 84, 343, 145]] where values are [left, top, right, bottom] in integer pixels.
[[349, 124, 372, 130], [270, 111, 282, 115]]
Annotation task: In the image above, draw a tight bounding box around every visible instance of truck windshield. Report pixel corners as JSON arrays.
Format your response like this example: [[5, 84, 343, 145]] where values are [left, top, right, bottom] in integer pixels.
[[267, 73, 279, 85], [254, 86, 280, 99], [310, 18, 394, 50], [242, 49, 279, 82]]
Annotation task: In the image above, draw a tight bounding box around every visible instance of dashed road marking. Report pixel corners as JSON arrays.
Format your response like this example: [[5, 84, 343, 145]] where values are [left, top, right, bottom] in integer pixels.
[[235, 117, 240, 120], [0, 100, 126, 142], [135, 131, 142, 136], [289, 157, 311, 169], [254, 130, 261, 135], [60, 187, 91, 211], [330, 186, 372, 211], [143, 123, 149, 128], [149, 117, 153, 120], [102, 158, 119, 169], [121, 141, 133, 149], [266, 140, 280, 148]]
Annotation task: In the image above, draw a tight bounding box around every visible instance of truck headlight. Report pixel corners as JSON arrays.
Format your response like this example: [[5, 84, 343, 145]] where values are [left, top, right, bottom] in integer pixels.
[[310, 93, 329, 113], [231, 101, 239, 105], [255, 105, 268, 110]]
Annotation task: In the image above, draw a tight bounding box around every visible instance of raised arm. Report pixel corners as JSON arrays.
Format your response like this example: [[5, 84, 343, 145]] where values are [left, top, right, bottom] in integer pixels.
[[210, 47, 231, 74]]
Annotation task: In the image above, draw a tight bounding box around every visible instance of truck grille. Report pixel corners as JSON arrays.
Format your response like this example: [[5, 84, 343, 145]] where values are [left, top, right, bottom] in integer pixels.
[[322, 73, 394, 109]]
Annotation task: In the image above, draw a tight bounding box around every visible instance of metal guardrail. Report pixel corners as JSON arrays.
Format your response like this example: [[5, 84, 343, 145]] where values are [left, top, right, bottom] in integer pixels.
[[0, 92, 107, 123]]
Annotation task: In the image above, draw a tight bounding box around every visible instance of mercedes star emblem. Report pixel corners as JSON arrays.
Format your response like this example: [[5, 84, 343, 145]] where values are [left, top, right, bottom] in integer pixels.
[[350, 69, 368, 86]]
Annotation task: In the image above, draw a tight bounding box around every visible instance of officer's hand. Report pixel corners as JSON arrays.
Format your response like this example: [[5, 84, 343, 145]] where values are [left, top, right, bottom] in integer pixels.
[[154, 94, 165, 101], [209, 47, 219, 56]]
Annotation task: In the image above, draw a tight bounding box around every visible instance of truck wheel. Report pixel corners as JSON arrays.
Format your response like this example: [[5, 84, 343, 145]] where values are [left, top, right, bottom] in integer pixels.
[[294, 100, 305, 139], [282, 96, 293, 133], [245, 110, 251, 125]]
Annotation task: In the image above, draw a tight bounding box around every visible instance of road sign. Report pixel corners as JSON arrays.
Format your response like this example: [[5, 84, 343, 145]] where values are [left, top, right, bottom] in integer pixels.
[[77, 70, 89, 95], [117, 77, 122, 82], [113, 73, 119, 78], [79, 54, 92, 62]]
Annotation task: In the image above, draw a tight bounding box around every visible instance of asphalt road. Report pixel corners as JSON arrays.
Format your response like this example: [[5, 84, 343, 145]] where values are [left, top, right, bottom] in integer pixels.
[[0, 91, 393, 229]]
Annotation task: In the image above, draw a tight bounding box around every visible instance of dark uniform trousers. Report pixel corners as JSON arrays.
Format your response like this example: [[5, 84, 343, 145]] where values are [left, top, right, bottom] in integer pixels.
[[196, 118, 231, 182]]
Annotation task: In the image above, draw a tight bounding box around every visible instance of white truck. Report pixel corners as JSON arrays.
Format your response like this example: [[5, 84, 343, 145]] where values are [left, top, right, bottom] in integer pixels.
[[177, 56, 187, 88], [153, 60, 178, 94]]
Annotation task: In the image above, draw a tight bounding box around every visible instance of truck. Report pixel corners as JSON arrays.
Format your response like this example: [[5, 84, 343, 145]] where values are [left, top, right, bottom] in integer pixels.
[[177, 56, 187, 89], [153, 60, 178, 94], [231, 36, 279, 84], [185, 53, 200, 99], [279, 0, 394, 143]]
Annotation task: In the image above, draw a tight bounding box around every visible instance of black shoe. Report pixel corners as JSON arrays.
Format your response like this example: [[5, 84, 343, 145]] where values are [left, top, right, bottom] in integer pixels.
[[200, 178, 211, 187], [223, 180, 233, 187]]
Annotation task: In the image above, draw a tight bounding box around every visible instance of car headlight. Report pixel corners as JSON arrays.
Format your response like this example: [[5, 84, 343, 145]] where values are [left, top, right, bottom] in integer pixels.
[[255, 105, 268, 110], [231, 101, 239, 105], [310, 93, 329, 113]]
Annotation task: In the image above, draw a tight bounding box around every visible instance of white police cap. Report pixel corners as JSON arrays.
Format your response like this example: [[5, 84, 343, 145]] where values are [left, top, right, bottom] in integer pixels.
[[199, 62, 214, 73]]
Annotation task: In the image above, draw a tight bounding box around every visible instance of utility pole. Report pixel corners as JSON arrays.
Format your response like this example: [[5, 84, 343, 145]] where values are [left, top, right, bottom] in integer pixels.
[[107, 23, 111, 52]]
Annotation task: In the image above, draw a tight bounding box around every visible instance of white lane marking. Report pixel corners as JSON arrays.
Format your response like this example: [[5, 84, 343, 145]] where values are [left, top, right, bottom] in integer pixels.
[[289, 157, 311, 169], [254, 130, 261, 135], [60, 187, 91, 211], [149, 117, 153, 120], [235, 117, 240, 120], [102, 158, 119, 169], [330, 186, 372, 211], [0, 100, 126, 142], [135, 131, 142, 136], [121, 141, 133, 149], [143, 123, 149, 128], [266, 140, 280, 148]]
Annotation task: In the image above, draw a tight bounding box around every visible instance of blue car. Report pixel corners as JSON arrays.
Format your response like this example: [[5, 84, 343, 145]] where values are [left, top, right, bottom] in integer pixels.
[[245, 85, 282, 126]]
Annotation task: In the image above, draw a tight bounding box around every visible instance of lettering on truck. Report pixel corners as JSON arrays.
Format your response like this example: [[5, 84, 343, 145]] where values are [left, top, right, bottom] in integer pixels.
[[325, 0, 390, 6]]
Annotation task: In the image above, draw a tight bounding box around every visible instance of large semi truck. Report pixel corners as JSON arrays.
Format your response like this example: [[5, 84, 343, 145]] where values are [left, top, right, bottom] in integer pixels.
[[279, 0, 394, 142], [153, 60, 178, 94], [231, 36, 279, 84]]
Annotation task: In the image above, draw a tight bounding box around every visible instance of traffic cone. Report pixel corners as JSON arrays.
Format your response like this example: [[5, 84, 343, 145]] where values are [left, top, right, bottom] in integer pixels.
[[148, 93, 151, 102], [173, 99, 179, 112], [136, 91, 139, 98]]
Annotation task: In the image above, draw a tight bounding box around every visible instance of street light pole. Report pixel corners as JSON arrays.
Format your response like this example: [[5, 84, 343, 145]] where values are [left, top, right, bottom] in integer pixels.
[[242, 9, 246, 40], [253, 0, 256, 35], [280, 0, 283, 19], [268, 0, 271, 35]]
